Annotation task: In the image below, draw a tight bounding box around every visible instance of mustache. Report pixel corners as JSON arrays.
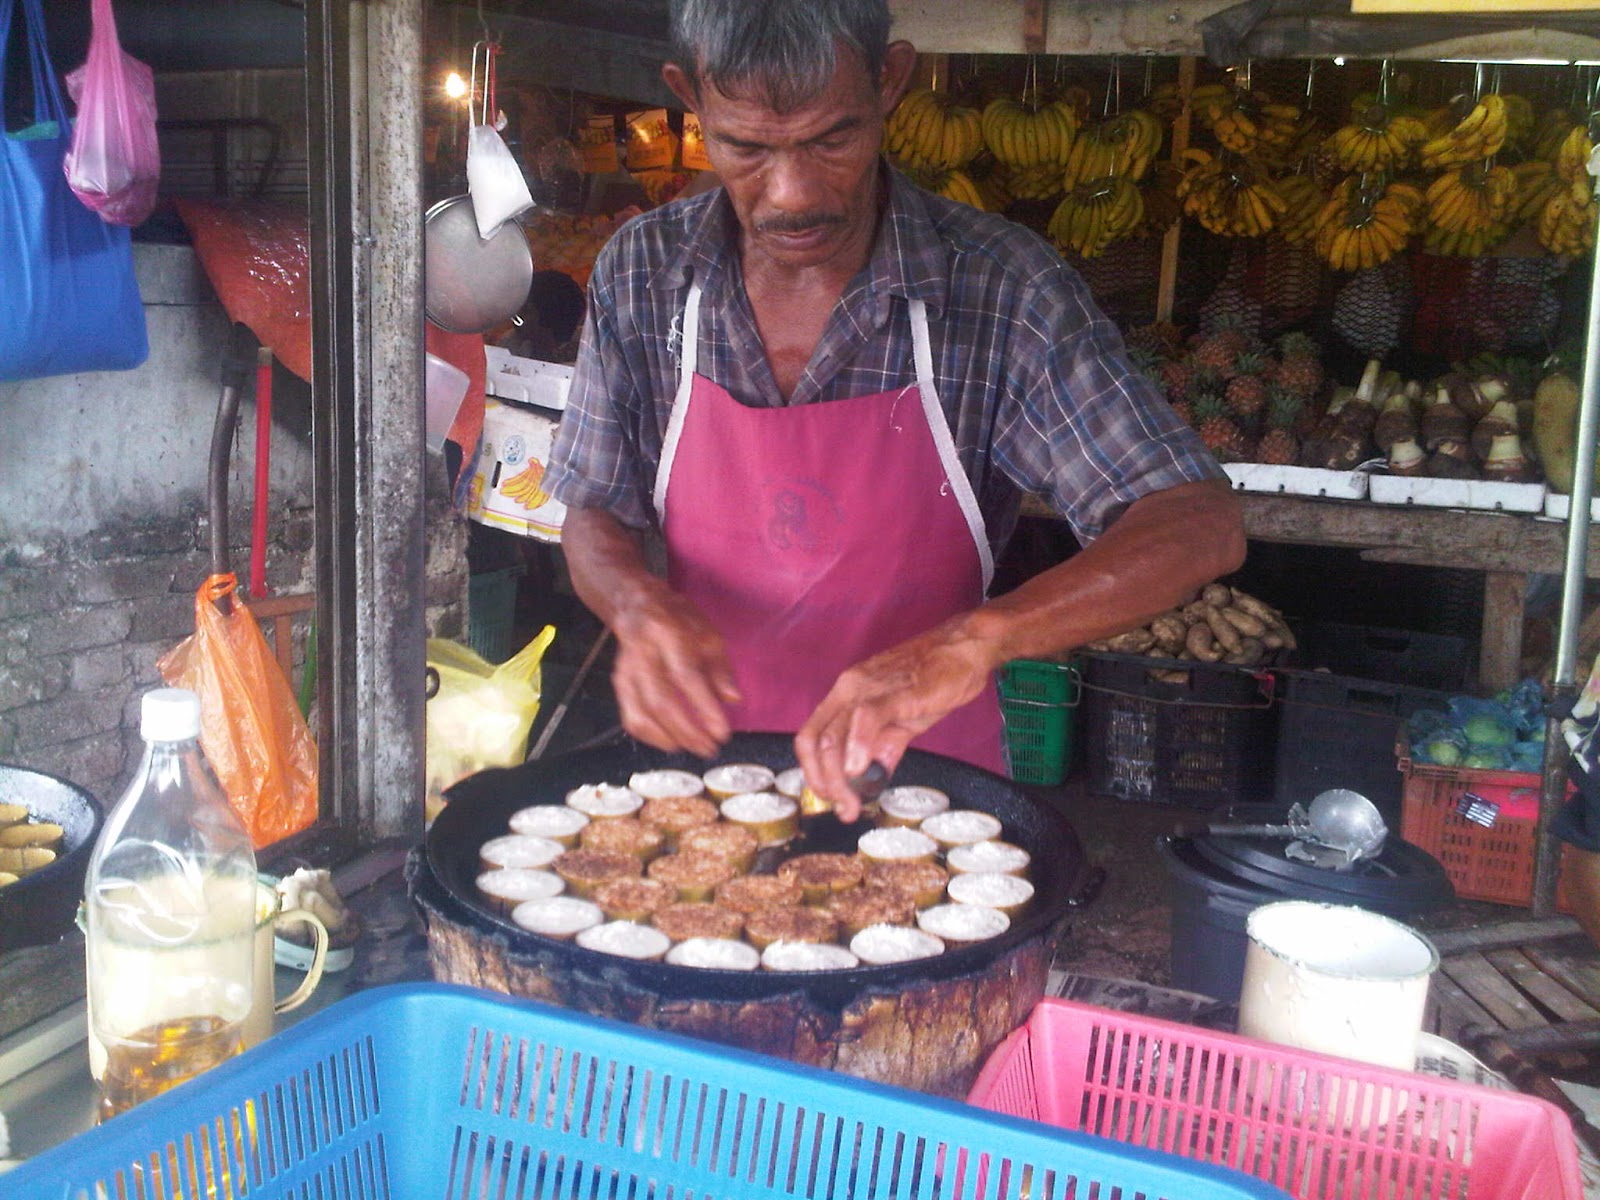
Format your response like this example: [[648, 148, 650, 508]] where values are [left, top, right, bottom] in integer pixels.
[[757, 212, 846, 235]]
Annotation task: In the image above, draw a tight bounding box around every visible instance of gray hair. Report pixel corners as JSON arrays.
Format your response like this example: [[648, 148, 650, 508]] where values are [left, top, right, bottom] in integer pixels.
[[668, 0, 892, 112]]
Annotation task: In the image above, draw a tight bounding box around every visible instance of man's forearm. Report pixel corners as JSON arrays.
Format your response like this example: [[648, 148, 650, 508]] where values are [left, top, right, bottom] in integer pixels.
[[559, 506, 670, 634], [961, 478, 1246, 667]]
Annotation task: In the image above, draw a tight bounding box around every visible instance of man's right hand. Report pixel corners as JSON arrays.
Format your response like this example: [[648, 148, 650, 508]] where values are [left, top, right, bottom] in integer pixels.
[[609, 581, 741, 758], [560, 507, 740, 759]]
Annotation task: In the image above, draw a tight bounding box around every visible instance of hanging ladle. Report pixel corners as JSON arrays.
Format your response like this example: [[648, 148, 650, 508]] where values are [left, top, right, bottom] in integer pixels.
[[1175, 788, 1389, 863]]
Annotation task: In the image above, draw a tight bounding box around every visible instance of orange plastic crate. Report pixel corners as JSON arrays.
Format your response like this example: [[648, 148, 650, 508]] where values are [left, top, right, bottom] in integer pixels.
[[1397, 744, 1576, 911]]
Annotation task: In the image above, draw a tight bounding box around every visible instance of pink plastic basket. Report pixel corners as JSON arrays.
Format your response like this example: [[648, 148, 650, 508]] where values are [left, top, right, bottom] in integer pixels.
[[969, 997, 1581, 1200]]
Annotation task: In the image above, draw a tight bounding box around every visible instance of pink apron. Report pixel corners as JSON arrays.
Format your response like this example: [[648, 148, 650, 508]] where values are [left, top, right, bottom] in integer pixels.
[[654, 284, 1008, 772]]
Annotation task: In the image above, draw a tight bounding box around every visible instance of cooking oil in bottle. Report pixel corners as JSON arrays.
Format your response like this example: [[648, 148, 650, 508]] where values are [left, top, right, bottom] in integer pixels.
[[84, 688, 257, 1121]]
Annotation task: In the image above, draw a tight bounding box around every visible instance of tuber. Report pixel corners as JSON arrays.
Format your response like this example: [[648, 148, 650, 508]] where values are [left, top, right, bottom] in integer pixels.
[[1186, 621, 1224, 662], [1219, 606, 1267, 637], [1203, 605, 1243, 655]]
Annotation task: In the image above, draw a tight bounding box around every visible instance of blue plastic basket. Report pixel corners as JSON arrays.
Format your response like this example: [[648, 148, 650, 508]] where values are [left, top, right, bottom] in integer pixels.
[[1, 983, 1289, 1199]]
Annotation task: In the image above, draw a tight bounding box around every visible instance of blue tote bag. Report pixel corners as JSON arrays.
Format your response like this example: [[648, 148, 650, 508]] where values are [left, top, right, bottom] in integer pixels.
[[0, 0, 147, 382]]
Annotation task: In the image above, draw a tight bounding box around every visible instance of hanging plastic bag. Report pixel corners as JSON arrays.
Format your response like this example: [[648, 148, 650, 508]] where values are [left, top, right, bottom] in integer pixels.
[[0, 0, 147, 381], [465, 42, 531, 238], [426, 626, 555, 821], [63, 0, 160, 227], [157, 575, 319, 848]]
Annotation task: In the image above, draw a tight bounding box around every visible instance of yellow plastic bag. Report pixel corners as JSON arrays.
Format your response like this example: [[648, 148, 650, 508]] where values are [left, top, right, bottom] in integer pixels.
[[426, 625, 555, 820], [157, 574, 318, 847]]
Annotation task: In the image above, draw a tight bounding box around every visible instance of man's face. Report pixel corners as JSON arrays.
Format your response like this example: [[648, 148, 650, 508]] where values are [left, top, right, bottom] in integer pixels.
[[667, 45, 912, 273]]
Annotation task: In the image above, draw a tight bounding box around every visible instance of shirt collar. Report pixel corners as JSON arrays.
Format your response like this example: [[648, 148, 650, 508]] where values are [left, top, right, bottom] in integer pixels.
[[651, 163, 950, 319]]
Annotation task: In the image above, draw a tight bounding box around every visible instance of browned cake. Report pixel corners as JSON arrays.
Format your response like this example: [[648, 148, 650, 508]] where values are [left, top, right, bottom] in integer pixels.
[[578, 816, 666, 861], [715, 873, 804, 916], [677, 821, 758, 873], [592, 876, 679, 922], [646, 851, 739, 901], [650, 901, 745, 942], [552, 848, 643, 898], [639, 794, 720, 845], [825, 884, 916, 938], [777, 853, 863, 904], [743, 905, 840, 950], [862, 859, 950, 909]]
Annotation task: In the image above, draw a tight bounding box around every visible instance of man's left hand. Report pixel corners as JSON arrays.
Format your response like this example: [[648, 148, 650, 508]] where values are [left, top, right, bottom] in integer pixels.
[[794, 621, 995, 823]]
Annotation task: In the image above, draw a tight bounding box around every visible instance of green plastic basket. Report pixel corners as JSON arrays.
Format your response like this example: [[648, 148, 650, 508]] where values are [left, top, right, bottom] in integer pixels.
[[1000, 658, 1078, 786], [467, 565, 523, 664]]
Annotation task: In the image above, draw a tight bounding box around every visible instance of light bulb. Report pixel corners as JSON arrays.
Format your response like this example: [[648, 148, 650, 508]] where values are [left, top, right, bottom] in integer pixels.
[[444, 71, 467, 100]]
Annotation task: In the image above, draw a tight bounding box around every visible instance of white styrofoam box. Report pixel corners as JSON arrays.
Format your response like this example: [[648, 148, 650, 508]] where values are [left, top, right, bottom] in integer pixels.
[[1367, 473, 1547, 512], [1544, 492, 1600, 521], [1222, 462, 1369, 500], [484, 346, 573, 411], [467, 398, 567, 542]]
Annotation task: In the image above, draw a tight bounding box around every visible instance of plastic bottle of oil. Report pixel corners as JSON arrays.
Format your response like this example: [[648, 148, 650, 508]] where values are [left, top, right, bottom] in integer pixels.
[[84, 687, 257, 1120]]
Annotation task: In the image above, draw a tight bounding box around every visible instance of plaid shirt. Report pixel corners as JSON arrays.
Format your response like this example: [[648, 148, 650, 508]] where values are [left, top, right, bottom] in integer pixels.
[[544, 166, 1222, 554]]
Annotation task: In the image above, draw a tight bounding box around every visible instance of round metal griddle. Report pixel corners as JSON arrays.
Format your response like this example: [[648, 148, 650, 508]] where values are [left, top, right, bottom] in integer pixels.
[[1188, 803, 1454, 914], [417, 732, 1089, 1003], [0, 763, 104, 952], [423, 194, 533, 334]]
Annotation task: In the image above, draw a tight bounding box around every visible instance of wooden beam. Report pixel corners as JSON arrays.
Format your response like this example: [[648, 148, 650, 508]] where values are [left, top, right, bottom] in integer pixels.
[[1486, 948, 1600, 1022], [1155, 56, 1195, 326], [1480, 571, 1527, 692], [1429, 917, 1583, 955]]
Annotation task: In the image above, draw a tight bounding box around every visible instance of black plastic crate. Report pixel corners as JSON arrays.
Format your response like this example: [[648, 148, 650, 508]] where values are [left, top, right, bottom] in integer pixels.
[[1078, 651, 1278, 810], [1291, 622, 1470, 693], [1272, 669, 1450, 827]]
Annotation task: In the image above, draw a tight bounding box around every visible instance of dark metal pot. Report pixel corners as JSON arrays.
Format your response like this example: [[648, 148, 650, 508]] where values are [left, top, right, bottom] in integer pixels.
[[0, 764, 104, 953]]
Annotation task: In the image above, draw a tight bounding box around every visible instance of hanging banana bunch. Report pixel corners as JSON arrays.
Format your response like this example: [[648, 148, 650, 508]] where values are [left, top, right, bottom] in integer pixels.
[[980, 96, 1078, 170], [1553, 124, 1595, 184], [1511, 160, 1564, 226], [885, 88, 984, 171], [1423, 161, 1516, 255], [908, 166, 987, 211], [994, 162, 1065, 202], [1176, 149, 1286, 237], [1062, 110, 1163, 190], [1538, 176, 1598, 256], [1418, 92, 1508, 170], [1190, 83, 1300, 156], [1274, 173, 1330, 244], [1135, 161, 1184, 239], [1501, 93, 1536, 153], [1312, 175, 1420, 271], [1325, 99, 1428, 173], [1047, 174, 1144, 257], [1533, 108, 1581, 161]]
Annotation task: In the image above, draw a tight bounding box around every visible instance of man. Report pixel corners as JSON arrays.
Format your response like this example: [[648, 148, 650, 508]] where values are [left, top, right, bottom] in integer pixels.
[[544, 0, 1245, 819]]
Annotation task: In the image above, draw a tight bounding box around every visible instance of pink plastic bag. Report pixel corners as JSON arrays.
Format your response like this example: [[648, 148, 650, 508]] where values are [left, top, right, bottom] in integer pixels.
[[63, 0, 160, 227]]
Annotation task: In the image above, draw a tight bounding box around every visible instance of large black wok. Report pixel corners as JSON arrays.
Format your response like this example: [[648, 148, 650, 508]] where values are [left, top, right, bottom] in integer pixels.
[[415, 732, 1094, 1004]]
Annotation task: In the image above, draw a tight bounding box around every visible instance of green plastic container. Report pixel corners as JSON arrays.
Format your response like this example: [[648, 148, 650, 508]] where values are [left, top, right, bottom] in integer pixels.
[[467, 565, 523, 664], [999, 658, 1078, 786]]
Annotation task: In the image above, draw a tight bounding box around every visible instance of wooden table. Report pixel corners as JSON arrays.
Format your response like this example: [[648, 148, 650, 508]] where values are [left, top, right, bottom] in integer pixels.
[[1024, 491, 1600, 690]]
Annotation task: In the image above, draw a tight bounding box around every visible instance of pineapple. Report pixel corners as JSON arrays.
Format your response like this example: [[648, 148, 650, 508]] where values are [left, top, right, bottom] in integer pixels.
[[1192, 394, 1252, 463], [1256, 387, 1303, 465], [1128, 345, 1165, 389], [1159, 357, 1192, 403], [1274, 331, 1325, 403], [1125, 321, 1185, 361], [1190, 326, 1244, 378], [1225, 351, 1269, 426]]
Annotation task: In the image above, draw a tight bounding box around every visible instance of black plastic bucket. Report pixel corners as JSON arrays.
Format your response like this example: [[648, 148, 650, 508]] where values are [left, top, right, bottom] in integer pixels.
[[1156, 834, 1270, 1001]]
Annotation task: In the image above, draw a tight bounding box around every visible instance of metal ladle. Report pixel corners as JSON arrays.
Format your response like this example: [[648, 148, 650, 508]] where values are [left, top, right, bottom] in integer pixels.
[[1176, 788, 1389, 863]]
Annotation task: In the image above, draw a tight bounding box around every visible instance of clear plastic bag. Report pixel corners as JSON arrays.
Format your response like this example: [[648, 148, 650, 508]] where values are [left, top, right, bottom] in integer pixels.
[[426, 626, 555, 820], [63, 0, 160, 227], [467, 123, 533, 239]]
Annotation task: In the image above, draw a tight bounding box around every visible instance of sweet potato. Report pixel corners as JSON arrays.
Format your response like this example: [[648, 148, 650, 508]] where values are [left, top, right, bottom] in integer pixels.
[[1219, 606, 1267, 638], [1186, 621, 1223, 662], [1204, 605, 1243, 656]]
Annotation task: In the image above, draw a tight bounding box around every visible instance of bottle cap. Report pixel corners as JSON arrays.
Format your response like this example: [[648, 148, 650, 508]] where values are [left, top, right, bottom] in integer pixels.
[[141, 688, 202, 742]]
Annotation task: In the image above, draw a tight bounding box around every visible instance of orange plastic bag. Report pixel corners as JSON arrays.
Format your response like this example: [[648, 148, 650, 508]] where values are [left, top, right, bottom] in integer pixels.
[[157, 574, 318, 847]]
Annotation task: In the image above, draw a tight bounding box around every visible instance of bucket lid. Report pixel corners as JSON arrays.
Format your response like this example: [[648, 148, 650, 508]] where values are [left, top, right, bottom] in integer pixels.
[[1189, 804, 1454, 914]]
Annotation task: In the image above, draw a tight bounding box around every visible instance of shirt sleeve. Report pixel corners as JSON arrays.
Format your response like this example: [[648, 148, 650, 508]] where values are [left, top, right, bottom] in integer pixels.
[[991, 262, 1224, 542], [543, 265, 656, 531]]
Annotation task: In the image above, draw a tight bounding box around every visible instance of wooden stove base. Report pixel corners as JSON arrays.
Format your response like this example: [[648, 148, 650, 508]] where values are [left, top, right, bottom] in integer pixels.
[[422, 898, 1048, 1099]]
